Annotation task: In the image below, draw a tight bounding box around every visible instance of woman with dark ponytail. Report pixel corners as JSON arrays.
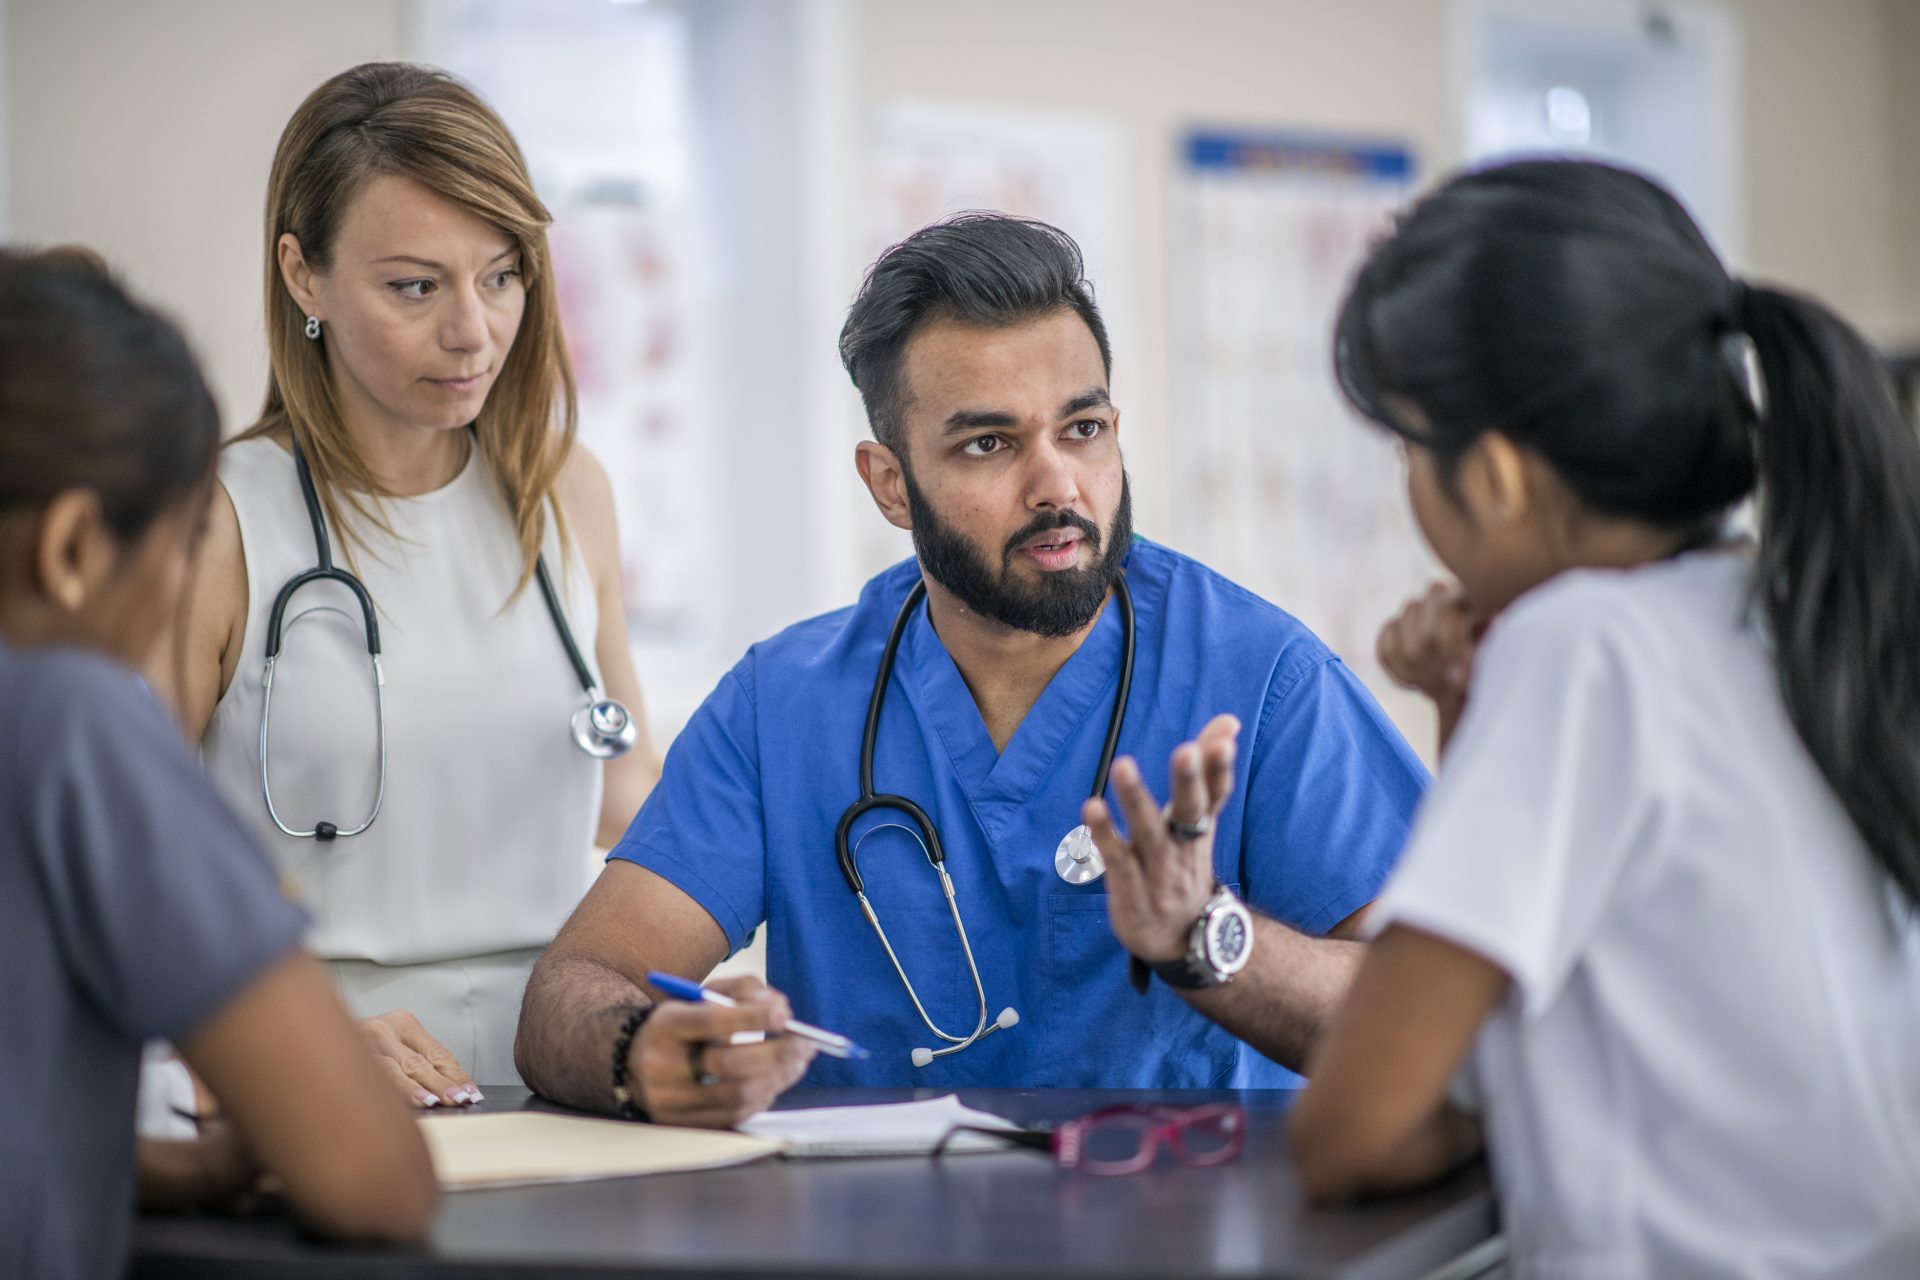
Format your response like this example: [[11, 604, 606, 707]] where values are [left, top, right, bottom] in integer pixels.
[[1286, 159, 1920, 1275]]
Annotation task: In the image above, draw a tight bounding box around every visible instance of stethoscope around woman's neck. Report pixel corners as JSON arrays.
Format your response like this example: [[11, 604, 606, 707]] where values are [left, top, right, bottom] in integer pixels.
[[257, 434, 636, 843], [834, 572, 1135, 1066]]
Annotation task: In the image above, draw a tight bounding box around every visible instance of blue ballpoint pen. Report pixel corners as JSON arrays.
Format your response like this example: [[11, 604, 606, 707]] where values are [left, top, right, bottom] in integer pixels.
[[646, 972, 871, 1061]]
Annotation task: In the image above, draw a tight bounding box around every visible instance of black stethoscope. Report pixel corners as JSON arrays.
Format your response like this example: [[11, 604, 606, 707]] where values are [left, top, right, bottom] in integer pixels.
[[834, 573, 1135, 1066], [258, 437, 637, 843]]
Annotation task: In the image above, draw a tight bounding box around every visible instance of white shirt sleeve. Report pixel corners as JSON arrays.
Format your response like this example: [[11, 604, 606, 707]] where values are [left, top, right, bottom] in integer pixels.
[[1372, 579, 1670, 1017]]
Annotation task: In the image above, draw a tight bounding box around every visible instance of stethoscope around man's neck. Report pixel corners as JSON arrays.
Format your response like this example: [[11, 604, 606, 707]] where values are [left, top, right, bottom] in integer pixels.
[[834, 572, 1135, 1066], [258, 434, 636, 843]]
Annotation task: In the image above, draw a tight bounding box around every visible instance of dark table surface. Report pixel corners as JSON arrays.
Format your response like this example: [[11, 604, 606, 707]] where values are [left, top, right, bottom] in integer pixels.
[[131, 1086, 1499, 1280]]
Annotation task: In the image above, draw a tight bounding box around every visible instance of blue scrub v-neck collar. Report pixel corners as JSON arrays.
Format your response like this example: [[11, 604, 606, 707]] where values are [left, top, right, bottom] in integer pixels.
[[897, 578, 1128, 812]]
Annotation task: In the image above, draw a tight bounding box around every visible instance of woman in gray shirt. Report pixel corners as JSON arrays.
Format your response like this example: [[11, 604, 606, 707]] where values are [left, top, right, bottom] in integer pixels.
[[0, 251, 436, 1279]]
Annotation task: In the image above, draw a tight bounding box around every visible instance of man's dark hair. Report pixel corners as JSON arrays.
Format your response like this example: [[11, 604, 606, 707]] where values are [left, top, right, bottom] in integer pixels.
[[838, 213, 1112, 453]]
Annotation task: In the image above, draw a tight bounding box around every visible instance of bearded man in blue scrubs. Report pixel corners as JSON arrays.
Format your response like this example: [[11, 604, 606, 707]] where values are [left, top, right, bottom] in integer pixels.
[[516, 215, 1428, 1127]]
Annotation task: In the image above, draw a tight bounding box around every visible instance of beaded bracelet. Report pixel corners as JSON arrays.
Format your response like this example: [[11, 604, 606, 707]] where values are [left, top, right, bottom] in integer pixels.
[[610, 1004, 654, 1121]]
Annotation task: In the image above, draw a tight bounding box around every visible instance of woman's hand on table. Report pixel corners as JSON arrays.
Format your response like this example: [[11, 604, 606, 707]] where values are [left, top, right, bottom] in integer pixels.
[[360, 1009, 481, 1108]]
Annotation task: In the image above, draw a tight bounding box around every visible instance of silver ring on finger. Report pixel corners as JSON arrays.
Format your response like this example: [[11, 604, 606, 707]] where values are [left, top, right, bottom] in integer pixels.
[[688, 1042, 720, 1087], [1166, 813, 1212, 842]]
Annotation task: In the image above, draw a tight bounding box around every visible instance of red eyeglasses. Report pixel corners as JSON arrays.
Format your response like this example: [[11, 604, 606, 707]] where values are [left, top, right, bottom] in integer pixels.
[[936, 1102, 1247, 1176]]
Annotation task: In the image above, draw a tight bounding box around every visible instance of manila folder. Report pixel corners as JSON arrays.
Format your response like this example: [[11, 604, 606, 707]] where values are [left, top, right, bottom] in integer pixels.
[[420, 1110, 784, 1189]]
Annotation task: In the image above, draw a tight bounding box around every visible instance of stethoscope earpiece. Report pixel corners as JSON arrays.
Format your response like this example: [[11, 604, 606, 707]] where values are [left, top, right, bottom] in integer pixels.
[[912, 1008, 1019, 1068]]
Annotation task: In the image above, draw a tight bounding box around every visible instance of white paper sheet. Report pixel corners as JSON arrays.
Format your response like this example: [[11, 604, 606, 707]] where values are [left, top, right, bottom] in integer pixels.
[[740, 1094, 1027, 1159]]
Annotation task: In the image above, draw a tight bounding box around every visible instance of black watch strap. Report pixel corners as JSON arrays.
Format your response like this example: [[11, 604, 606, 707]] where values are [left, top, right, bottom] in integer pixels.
[[1150, 951, 1219, 990], [1129, 949, 1217, 992]]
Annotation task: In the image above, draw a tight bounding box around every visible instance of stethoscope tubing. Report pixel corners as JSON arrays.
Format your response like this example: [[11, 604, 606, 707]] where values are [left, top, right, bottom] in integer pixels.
[[837, 573, 1135, 890], [853, 839, 990, 1048], [535, 544, 600, 700], [260, 629, 387, 840], [1094, 575, 1136, 808], [260, 433, 631, 842], [837, 570, 1136, 1060]]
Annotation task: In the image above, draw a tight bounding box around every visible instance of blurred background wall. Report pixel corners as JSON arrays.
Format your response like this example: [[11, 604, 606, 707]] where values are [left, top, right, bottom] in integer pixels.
[[7, 0, 1919, 757]]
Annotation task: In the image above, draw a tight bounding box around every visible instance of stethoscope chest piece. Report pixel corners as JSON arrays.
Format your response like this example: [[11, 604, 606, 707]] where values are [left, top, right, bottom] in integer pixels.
[[572, 695, 638, 759], [1054, 823, 1106, 884]]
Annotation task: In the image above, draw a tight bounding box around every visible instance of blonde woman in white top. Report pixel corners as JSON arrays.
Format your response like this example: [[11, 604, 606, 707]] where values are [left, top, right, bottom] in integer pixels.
[[155, 63, 715, 1101]]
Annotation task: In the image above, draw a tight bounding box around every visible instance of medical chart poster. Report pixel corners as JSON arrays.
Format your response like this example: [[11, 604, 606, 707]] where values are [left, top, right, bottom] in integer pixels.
[[419, 0, 711, 640], [1170, 130, 1435, 732]]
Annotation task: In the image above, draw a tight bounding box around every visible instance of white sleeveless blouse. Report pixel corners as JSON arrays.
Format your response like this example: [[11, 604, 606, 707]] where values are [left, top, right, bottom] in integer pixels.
[[203, 437, 603, 968]]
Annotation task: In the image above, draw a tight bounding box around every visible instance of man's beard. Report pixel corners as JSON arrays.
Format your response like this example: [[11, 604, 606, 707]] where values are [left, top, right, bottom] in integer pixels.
[[903, 466, 1133, 639]]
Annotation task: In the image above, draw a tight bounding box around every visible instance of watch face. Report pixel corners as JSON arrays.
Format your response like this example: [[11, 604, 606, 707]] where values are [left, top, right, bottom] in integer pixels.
[[1203, 903, 1253, 974]]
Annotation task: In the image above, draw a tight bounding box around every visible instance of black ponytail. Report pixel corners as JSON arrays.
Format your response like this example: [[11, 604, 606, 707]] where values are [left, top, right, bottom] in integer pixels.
[[1336, 158, 1920, 906], [1740, 284, 1920, 905]]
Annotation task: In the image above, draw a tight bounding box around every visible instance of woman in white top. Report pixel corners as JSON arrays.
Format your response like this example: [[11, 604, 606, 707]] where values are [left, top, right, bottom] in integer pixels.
[[1072, 158, 1920, 1275], [1267, 160, 1920, 1275], [155, 63, 661, 1100]]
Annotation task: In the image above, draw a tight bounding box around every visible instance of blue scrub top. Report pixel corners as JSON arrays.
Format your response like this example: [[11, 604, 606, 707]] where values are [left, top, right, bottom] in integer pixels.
[[612, 539, 1427, 1088]]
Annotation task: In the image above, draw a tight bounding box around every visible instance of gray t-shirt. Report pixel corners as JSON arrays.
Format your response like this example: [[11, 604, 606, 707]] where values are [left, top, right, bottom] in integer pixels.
[[1, 639, 306, 1280]]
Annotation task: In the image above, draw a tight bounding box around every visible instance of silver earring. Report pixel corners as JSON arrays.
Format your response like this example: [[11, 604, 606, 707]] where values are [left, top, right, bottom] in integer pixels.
[[304, 315, 321, 341]]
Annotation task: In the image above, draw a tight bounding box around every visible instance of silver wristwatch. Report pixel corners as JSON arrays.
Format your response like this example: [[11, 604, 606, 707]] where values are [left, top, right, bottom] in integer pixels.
[[1141, 885, 1254, 991]]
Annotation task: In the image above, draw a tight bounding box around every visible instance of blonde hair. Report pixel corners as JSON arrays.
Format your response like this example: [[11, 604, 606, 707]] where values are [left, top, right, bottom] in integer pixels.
[[239, 61, 575, 591]]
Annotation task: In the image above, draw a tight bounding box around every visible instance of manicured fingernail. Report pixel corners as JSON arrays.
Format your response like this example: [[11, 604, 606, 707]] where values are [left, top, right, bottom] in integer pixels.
[[466, 1088, 485, 1103], [415, 1091, 440, 1108]]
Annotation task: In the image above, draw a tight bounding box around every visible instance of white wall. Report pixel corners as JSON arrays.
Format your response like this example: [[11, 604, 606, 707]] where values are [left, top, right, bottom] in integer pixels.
[[6, 0, 407, 429], [1887, 0, 1920, 345], [1735, 0, 1911, 340], [0, 0, 11, 241]]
